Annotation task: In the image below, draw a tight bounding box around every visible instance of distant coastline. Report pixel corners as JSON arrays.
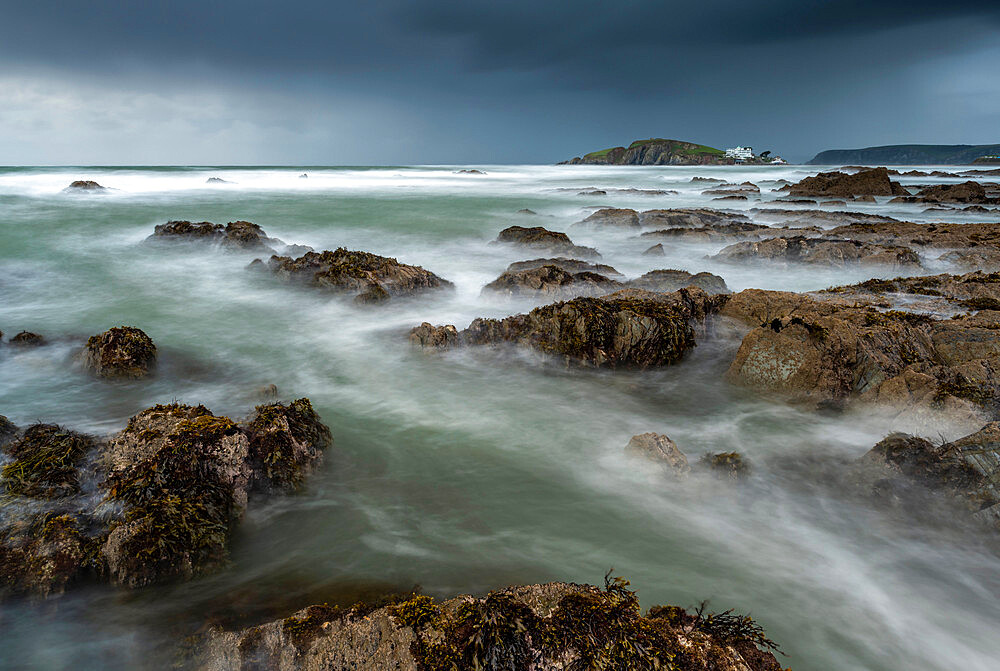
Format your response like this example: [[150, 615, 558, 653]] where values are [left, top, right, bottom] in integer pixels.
[[560, 138, 784, 166], [808, 143, 1000, 165]]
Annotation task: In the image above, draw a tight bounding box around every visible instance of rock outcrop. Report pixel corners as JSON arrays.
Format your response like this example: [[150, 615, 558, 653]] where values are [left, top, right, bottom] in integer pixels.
[[494, 226, 600, 259], [83, 326, 157, 379], [189, 579, 784, 671], [482, 265, 624, 299], [782, 167, 909, 198], [561, 138, 736, 166], [0, 399, 331, 598], [712, 236, 921, 268], [853, 423, 1000, 529], [9, 331, 44, 347], [638, 208, 751, 229], [891, 181, 999, 205], [573, 208, 640, 229], [64, 180, 105, 191], [505, 258, 623, 278], [258, 248, 454, 303], [628, 270, 730, 295], [720, 288, 1000, 422], [148, 220, 284, 254], [413, 288, 726, 369]]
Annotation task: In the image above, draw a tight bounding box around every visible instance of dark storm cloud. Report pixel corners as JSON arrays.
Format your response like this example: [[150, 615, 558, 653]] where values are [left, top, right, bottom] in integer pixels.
[[1, 1, 998, 163]]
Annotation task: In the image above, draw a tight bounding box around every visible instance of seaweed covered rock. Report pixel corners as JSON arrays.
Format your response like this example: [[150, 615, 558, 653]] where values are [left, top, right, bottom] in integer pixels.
[[101, 404, 253, 587], [699, 452, 751, 481], [409, 323, 460, 349], [457, 288, 723, 369], [783, 167, 909, 198], [64, 180, 105, 191], [84, 326, 157, 379], [712, 236, 921, 268], [573, 207, 640, 228], [0, 415, 17, 446], [505, 257, 623, 277], [1, 514, 98, 598], [244, 399, 333, 493], [640, 220, 769, 242], [853, 423, 1000, 528], [189, 578, 784, 671], [625, 433, 690, 475], [148, 220, 281, 254], [493, 226, 600, 259], [9, 331, 44, 347], [1, 424, 97, 498], [260, 248, 453, 303], [482, 265, 624, 299], [628, 269, 730, 295]]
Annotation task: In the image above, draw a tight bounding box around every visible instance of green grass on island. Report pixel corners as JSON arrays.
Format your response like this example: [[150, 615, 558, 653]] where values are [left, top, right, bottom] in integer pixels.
[[583, 138, 725, 159]]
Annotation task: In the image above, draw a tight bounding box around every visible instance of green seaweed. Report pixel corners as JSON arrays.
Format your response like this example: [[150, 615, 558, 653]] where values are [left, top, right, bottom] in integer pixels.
[[1, 424, 94, 498]]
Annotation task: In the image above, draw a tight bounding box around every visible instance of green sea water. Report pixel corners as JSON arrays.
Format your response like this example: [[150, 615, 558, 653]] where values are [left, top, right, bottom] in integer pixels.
[[1, 165, 998, 670]]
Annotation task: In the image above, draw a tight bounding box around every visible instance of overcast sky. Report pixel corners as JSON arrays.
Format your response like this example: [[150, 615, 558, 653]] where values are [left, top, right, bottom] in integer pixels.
[[1, 0, 998, 164]]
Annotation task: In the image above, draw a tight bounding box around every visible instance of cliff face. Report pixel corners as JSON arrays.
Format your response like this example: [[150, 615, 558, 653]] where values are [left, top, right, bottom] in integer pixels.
[[562, 138, 731, 166], [809, 144, 1000, 165]]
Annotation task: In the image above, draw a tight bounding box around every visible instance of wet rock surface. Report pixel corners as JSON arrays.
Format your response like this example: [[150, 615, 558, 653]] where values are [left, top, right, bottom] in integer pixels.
[[573, 207, 641, 228], [189, 579, 783, 671], [0, 399, 331, 598], [625, 433, 690, 475], [494, 225, 600, 259], [712, 236, 922, 268], [149, 220, 284, 254], [83, 326, 157, 379], [259, 248, 454, 303], [782, 167, 909, 198]]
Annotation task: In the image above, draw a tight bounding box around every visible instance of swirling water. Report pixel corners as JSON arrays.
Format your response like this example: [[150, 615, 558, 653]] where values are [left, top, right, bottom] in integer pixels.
[[1, 165, 999, 670]]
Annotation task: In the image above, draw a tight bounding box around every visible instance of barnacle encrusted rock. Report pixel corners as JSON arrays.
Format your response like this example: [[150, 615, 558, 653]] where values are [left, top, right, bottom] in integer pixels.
[[84, 326, 157, 379]]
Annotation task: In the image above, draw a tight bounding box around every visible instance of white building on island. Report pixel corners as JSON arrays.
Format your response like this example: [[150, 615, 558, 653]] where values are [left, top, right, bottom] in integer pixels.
[[725, 146, 754, 161]]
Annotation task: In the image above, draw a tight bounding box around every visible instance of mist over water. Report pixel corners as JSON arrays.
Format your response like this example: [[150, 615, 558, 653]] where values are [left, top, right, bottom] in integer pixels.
[[2, 165, 999, 670]]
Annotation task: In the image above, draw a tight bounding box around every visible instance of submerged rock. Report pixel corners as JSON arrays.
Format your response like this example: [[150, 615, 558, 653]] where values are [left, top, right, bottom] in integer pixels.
[[853, 423, 1000, 528], [699, 452, 751, 481], [261, 248, 453, 303], [9, 331, 44, 347], [83, 326, 157, 379], [625, 433, 690, 475], [573, 207, 640, 228], [148, 220, 282, 254], [494, 225, 600, 259], [712, 236, 921, 268], [408, 323, 459, 349], [482, 265, 623, 299], [505, 257, 623, 277], [628, 269, 730, 295], [206, 177, 232, 184], [643, 243, 665, 256], [64, 180, 105, 191], [189, 579, 784, 671]]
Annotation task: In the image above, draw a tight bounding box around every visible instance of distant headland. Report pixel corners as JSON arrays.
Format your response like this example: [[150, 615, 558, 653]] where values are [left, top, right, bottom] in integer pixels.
[[808, 143, 1000, 165], [560, 138, 785, 165]]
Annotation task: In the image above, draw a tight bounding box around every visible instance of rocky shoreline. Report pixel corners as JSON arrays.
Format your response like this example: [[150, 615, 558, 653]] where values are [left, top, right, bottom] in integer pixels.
[[9, 166, 1000, 668]]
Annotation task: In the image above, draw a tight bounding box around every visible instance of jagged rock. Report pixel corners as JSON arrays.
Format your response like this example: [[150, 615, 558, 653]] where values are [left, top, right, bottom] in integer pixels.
[[261, 248, 453, 302], [83, 326, 156, 379], [573, 208, 640, 228], [712, 236, 921, 268], [206, 177, 231, 184], [494, 226, 600, 259], [440, 288, 725, 369], [853, 423, 1000, 528], [643, 243, 665, 256], [625, 433, 690, 475], [189, 580, 784, 671], [638, 208, 750, 229], [9, 331, 43, 347], [720, 289, 1000, 420], [148, 220, 280, 254], [408, 323, 459, 349], [65, 180, 105, 191], [782, 167, 909, 198], [482, 265, 624, 299], [891, 181, 998, 205], [505, 257, 623, 277], [628, 270, 730, 295]]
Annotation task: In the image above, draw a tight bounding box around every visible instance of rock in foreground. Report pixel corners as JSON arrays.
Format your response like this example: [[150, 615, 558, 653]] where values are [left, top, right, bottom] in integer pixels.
[[83, 326, 157, 379], [189, 578, 784, 671]]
